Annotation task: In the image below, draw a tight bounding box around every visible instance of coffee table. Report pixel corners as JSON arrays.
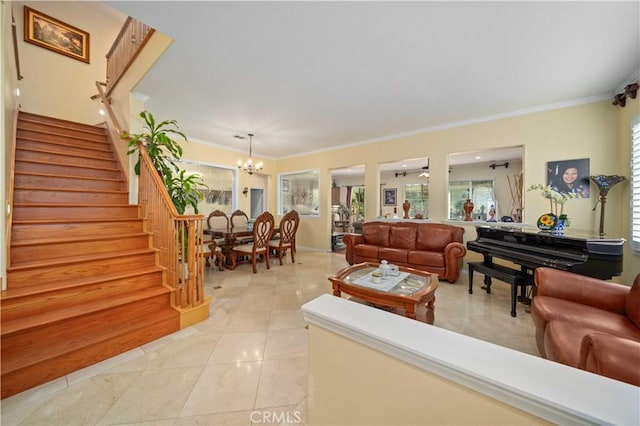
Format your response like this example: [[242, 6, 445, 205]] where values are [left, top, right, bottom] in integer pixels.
[[328, 262, 438, 324]]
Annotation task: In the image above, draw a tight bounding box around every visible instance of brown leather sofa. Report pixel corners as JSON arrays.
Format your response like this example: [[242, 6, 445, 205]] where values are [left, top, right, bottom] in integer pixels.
[[342, 221, 466, 282], [532, 267, 640, 386]]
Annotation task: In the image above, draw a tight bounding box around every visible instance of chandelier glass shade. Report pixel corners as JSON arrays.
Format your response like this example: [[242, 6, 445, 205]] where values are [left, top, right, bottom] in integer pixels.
[[237, 133, 263, 175]]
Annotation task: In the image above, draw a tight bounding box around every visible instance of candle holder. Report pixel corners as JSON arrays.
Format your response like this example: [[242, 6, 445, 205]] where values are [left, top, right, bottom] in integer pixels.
[[590, 175, 626, 236]]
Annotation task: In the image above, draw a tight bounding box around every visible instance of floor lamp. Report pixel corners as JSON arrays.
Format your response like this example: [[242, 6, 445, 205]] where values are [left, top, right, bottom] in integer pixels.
[[590, 175, 626, 236]]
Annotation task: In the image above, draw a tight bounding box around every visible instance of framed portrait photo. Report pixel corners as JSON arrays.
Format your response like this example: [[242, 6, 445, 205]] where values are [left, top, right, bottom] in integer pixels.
[[383, 188, 397, 206], [24, 6, 90, 64], [546, 158, 590, 198]]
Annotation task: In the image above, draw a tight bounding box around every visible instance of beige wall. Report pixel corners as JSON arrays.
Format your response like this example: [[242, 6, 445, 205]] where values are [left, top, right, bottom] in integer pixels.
[[14, 1, 124, 124], [307, 325, 548, 425], [276, 101, 625, 249]]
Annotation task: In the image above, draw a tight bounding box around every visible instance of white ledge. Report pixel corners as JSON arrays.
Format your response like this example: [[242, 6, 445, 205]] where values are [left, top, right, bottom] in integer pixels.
[[302, 295, 639, 426]]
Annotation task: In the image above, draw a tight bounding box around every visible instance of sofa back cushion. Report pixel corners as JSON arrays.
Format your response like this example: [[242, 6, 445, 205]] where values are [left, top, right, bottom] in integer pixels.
[[362, 223, 390, 247], [626, 274, 640, 328], [389, 226, 417, 249], [416, 225, 455, 251]]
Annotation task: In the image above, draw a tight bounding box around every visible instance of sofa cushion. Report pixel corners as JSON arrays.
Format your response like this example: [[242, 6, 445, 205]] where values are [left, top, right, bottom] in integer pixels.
[[533, 296, 640, 341], [379, 247, 409, 264], [625, 274, 640, 329], [389, 226, 417, 250], [416, 227, 454, 251], [363, 224, 390, 247], [353, 244, 380, 259], [407, 250, 445, 268]]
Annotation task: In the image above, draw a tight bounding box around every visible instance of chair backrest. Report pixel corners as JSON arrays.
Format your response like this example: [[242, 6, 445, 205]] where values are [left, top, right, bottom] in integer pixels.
[[278, 210, 299, 245], [207, 210, 229, 231], [230, 209, 249, 230], [252, 211, 275, 250]]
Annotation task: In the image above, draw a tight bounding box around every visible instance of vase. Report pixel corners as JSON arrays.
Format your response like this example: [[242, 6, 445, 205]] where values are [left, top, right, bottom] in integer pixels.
[[463, 199, 474, 221], [552, 219, 565, 232], [402, 200, 410, 219], [536, 213, 557, 231]]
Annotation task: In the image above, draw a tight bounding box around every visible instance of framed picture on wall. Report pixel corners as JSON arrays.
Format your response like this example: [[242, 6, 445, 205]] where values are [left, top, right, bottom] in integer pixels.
[[383, 188, 397, 206], [547, 158, 590, 198], [24, 6, 90, 64]]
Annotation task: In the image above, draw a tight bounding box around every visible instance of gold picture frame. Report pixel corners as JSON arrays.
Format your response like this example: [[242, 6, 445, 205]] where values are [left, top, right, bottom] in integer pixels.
[[24, 6, 90, 64]]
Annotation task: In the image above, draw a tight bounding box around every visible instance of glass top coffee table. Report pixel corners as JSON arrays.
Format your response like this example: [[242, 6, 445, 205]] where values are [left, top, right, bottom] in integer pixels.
[[328, 262, 438, 324]]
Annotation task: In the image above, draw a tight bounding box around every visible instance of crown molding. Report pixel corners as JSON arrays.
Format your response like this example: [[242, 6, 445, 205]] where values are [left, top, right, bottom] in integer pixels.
[[614, 69, 640, 95]]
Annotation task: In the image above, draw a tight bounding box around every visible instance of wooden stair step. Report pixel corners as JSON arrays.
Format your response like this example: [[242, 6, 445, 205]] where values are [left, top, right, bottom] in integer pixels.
[[11, 216, 142, 240], [12, 203, 139, 220], [1, 287, 174, 362], [1, 313, 179, 399], [13, 187, 129, 204], [6, 248, 158, 287], [16, 147, 118, 169], [16, 139, 115, 159], [14, 172, 125, 191], [18, 118, 107, 141], [17, 128, 109, 149], [1, 267, 164, 322], [18, 112, 107, 135], [10, 232, 152, 265], [15, 159, 122, 180]]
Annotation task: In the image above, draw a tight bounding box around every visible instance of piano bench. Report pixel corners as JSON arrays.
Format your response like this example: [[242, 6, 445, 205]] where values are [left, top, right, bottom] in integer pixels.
[[468, 262, 534, 317]]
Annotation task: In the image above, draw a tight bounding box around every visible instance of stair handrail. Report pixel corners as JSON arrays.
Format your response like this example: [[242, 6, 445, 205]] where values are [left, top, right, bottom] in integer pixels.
[[137, 143, 206, 309], [94, 81, 123, 136], [11, 7, 23, 81], [105, 17, 154, 96]]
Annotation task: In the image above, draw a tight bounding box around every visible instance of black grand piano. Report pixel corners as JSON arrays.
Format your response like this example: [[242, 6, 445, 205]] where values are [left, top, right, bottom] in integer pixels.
[[466, 224, 624, 316], [468, 225, 624, 280]]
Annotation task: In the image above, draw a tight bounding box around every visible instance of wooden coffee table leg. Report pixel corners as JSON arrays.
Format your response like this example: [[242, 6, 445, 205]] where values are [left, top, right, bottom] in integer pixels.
[[332, 284, 341, 297], [405, 303, 417, 320], [426, 296, 436, 325]]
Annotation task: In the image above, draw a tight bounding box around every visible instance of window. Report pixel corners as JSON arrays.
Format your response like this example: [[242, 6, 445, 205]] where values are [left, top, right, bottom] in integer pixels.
[[631, 116, 640, 252], [350, 187, 365, 219], [404, 183, 428, 218], [279, 170, 320, 216], [449, 180, 494, 220], [177, 161, 235, 215]]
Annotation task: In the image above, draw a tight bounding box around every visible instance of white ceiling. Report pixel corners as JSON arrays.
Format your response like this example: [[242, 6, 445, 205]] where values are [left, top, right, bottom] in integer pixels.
[[105, 1, 639, 162]]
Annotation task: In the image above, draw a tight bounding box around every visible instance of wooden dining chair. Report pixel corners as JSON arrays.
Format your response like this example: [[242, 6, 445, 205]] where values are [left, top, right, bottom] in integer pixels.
[[230, 209, 253, 244], [269, 210, 299, 265], [204, 241, 225, 271], [207, 210, 230, 245], [229, 211, 275, 273]]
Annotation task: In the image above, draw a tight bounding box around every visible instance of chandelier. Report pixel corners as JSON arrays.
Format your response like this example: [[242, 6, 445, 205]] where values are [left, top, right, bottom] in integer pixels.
[[236, 133, 263, 175]]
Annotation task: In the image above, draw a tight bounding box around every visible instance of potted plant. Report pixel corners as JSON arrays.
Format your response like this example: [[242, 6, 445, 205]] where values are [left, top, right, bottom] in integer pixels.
[[165, 170, 207, 215], [126, 110, 186, 177]]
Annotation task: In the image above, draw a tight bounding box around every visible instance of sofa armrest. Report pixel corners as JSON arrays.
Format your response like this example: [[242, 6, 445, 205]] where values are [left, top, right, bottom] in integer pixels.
[[534, 268, 629, 314], [579, 333, 640, 386], [343, 234, 364, 265], [442, 242, 467, 283]]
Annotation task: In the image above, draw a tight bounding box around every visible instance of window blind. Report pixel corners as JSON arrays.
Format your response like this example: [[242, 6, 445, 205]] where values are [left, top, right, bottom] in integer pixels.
[[631, 116, 640, 252]]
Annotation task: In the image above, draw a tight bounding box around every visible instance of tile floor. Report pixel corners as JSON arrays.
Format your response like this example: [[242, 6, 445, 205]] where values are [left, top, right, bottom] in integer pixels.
[[1, 250, 539, 426]]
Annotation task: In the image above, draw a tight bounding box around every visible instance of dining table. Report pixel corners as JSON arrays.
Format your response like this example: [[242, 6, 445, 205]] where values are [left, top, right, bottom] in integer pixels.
[[205, 226, 279, 267]]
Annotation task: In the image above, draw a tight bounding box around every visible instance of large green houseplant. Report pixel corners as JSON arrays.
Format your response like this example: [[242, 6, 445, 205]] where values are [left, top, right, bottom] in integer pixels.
[[126, 110, 206, 214]]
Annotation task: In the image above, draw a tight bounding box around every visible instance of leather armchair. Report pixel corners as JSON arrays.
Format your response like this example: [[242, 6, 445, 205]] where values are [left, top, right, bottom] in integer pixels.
[[532, 268, 640, 386]]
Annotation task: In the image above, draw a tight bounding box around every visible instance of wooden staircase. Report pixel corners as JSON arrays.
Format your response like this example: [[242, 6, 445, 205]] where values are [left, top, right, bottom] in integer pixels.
[[1, 112, 180, 399]]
